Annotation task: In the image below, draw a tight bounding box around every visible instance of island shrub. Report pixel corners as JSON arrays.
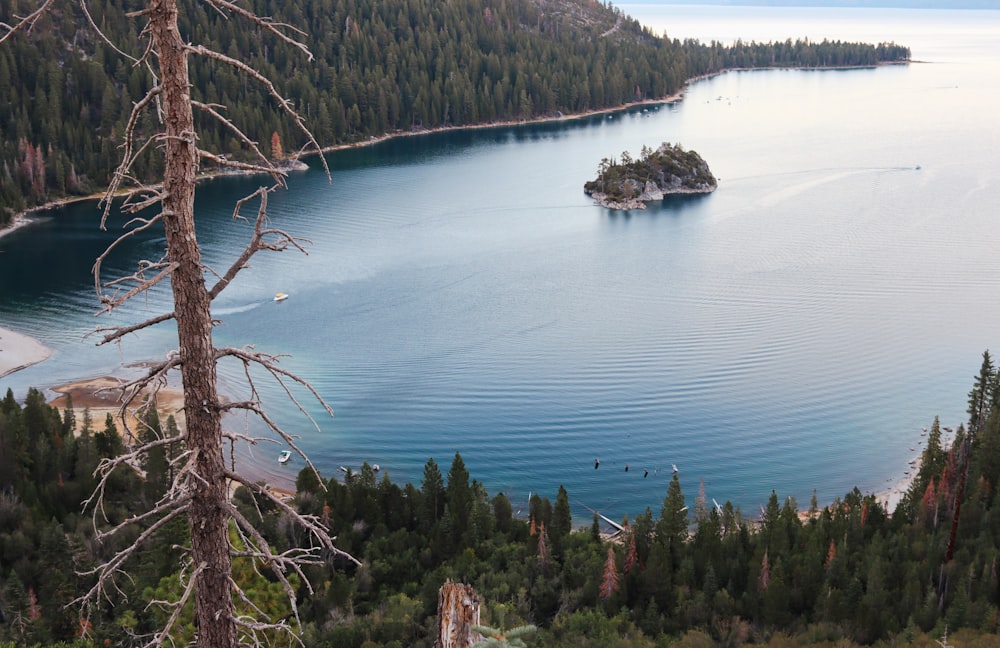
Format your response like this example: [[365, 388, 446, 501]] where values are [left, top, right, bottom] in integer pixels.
[[584, 142, 717, 209], [0, 0, 909, 219]]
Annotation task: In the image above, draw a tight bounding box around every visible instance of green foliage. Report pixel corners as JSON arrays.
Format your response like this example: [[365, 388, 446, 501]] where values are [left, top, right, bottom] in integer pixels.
[[143, 524, 300, 647], [8, 348, 1000, 646], [0, 0, 909, 218], [0, 389, 147, 645], [583, 142, 716, 203], [473, 622, 537, 648]]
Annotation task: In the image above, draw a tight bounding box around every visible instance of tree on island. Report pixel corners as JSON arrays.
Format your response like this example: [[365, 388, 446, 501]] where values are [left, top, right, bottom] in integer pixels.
[[584, 142, 717, 210], [2, 2, 356, 647]]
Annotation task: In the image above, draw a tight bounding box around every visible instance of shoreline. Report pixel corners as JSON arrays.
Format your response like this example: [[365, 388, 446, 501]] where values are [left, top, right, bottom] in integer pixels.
[[0, 57, 921, 506], [0, 59, 910, 241], [47, 375, 187, 439], [0, 325, 53, 379], [0, 89, 689, 242], [1, 316, 925, 512], [0, 214, 39, 240]]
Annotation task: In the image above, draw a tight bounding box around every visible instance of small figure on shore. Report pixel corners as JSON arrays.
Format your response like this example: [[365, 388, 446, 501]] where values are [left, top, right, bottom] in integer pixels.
[[595, 458, 600, 470]]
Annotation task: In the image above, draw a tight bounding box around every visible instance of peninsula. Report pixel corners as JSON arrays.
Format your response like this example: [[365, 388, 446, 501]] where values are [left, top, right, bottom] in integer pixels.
[[0, 325, 51, 379], [584, 142, 718, 210]]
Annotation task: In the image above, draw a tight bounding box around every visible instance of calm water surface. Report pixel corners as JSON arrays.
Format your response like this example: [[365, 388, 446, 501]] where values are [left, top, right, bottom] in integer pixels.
[[3, 6, 999, 524]]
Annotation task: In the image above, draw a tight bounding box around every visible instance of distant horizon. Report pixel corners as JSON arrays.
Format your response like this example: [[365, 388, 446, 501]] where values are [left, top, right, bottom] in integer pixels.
[[618, 0, 1000, 10]]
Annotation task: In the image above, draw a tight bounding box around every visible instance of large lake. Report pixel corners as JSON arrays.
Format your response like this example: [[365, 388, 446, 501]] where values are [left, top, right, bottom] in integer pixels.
[[3, 5, 999, 524]]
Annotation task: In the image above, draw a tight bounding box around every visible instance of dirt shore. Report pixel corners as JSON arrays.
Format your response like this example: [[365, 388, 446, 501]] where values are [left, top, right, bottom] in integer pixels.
[[48, 375, 186, 437]]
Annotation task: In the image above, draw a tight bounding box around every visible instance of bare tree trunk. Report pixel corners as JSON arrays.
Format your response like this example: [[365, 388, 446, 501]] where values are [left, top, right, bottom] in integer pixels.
[[8, 2, 353, 644], [437, 580, 481, 648], [148, 1, 235, 645]]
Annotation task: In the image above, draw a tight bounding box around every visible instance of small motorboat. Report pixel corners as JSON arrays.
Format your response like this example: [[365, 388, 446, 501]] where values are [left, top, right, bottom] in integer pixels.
[[274, 292, 289, 302], [278, 450, 291, 464]]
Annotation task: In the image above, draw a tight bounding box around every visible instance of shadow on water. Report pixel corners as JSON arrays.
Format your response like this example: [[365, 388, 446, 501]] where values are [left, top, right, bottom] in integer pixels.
[[311, 103, 672, 170], [658, 193, 714, 214], [602, 192, 713, 222]]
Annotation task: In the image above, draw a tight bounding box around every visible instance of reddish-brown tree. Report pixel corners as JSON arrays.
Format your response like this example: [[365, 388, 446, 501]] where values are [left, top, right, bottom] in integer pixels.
[[599, 545, 620, 601]]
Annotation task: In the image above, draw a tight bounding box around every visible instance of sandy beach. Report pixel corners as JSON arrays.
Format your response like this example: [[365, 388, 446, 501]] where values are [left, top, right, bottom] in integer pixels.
[[48, 375, 186, 438], [47, 376, 295, 504], [0, 63, 927, 509], [0, 325, 53, 379], [876, 472, 915, 513], [0, 323, 186, 439], [0, 214, 37, 241], [0, 319, 926, 511]]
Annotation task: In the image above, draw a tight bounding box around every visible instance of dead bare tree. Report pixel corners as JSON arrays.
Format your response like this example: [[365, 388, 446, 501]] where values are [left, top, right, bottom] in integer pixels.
[[4, 1, 356, 646]]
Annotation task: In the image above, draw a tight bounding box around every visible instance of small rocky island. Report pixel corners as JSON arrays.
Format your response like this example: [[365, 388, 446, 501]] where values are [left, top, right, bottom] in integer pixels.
[[584, 142, 717, 210]]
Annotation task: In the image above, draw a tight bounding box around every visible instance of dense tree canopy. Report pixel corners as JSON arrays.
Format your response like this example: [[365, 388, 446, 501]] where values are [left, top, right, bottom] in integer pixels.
[[2, 347, 1000, 645], [0, 0, 909, 221]]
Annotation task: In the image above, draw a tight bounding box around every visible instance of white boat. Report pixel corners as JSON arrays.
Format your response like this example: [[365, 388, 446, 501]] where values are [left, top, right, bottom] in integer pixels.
[[274, 292, 289, 302], [278, 450, 291, 464]]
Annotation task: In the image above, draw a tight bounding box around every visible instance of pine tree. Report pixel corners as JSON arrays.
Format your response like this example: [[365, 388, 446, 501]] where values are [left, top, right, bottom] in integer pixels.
[[421, 457, 445, 531], [623, 526, 638, 575], [758, 549, 770, 592], [447, 452, 472, 549], [472, 622, 537, 648], [968, 350, 994, 432], [551, 485, 572, 554], [655, 473, 688, 568], [140, 401, 168, 501], [536, 522, 549, 574], [599, 545, 620, 601], [270, 131, 284, 160]]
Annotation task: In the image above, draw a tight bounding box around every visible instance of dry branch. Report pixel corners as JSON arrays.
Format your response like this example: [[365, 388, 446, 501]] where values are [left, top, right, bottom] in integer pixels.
[[147, 561, 206, 647], [0, 0, 57, 42], [3, 2, 356, 645], [93, 312, 177, 346], [200, 0, 312, 59], [79, 0, 141, 64], [187, 43, 331, 180], [225, 473, 360, 567], [192, 100, 281, 178], [99, 85, 164, 229]]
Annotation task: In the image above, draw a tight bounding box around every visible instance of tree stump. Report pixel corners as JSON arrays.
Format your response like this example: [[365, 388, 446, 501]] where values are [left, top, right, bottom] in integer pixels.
[[436, 580, 481, 648]]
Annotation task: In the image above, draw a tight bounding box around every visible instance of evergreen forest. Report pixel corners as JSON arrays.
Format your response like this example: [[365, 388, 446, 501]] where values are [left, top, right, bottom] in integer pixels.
[[2, 351, 1000, 646], [0, 0, 909, 222]]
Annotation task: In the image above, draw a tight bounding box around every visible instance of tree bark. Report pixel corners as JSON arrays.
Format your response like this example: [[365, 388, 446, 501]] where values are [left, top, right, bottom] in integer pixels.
[[436, 580, 481, 648], [148, 0, 235, 645]]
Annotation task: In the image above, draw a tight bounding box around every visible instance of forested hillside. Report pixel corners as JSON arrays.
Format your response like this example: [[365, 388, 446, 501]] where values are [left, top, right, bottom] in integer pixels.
[[2, 351, 1000, 646], [0, 0, 909, 222]]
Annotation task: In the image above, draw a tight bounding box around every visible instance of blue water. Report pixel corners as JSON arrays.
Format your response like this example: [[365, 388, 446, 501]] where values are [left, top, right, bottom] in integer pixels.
[[3, 6, 999, 524]]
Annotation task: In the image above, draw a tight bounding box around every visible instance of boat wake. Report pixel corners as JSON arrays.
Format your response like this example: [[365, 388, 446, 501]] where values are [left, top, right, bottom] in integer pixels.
[[213, 302, 263, 316]]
